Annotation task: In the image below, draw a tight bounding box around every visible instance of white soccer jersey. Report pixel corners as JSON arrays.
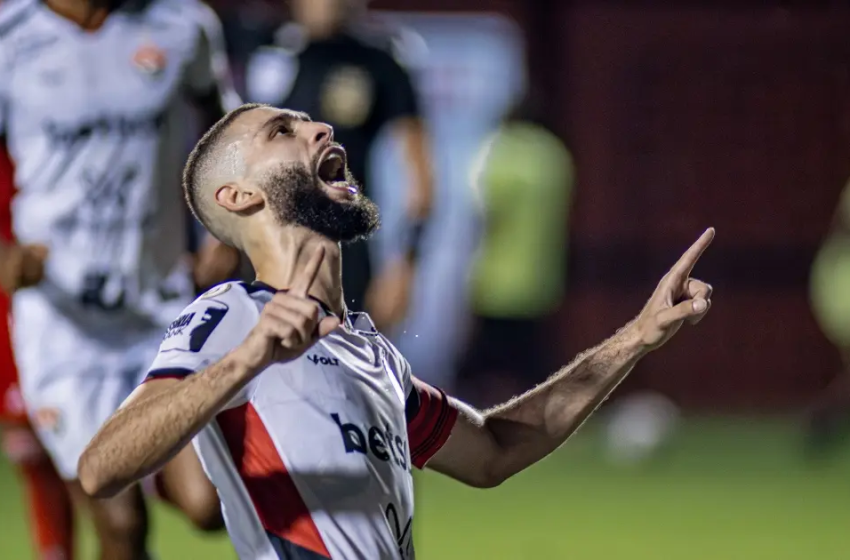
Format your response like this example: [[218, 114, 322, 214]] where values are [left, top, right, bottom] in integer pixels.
[[145, 282, 458, 560], [0, 0, 239, 328]]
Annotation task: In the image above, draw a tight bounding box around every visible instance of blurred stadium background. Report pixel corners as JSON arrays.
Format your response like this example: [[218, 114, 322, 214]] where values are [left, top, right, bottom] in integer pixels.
[[5, 0, 850, 557]]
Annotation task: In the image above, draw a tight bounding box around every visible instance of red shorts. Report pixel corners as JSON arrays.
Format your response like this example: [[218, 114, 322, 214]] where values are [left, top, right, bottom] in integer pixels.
[[0, 293, 25, 424]]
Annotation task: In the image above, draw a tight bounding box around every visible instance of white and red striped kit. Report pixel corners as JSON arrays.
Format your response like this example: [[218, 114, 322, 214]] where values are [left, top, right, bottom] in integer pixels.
[[145, 281, 458, 560]]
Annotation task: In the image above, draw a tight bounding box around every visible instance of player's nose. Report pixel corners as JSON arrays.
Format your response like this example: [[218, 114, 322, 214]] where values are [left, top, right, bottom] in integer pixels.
[[300, 121, 334, 148]]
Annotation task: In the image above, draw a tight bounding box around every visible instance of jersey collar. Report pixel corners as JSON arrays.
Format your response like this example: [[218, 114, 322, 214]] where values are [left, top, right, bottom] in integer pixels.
[[242, 281, 360, 331]]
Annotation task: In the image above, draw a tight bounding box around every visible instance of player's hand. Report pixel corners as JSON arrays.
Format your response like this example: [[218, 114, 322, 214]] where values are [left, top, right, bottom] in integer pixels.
[[0, 243, 48, 295], [365, 257, 414, 332], [631, 228, 714, 351], [234, 247, 340, 372]]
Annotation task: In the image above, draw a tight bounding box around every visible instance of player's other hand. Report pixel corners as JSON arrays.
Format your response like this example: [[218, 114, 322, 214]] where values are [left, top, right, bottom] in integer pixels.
[[631, 228, 714, 351], [234, 247, 340, 372], [0, 243, 48, 294]]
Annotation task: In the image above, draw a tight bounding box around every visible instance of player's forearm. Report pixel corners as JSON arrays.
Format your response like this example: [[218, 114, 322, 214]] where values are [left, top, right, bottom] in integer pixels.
[[78, 353, 257, 498], [482, 322, 648, 483]]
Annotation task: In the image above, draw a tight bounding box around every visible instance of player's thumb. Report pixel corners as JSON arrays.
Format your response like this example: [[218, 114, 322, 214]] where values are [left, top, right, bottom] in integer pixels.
[[317, 316, 341, 338], [656, 298, 708, 328]]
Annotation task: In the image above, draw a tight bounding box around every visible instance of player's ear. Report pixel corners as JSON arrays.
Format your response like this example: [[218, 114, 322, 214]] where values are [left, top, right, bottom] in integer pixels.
[[214, 183, 263, 213]]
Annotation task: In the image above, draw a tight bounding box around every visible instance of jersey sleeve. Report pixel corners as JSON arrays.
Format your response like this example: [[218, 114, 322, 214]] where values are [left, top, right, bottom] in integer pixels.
[[377, 333, 457, 468], [405, 375, 459, 469], [144, 284, 257, 405], [183, 2, 241, 112]]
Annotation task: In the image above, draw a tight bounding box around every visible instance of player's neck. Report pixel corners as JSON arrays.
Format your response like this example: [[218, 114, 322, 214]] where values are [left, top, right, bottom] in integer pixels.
[[45, 0, 109, 31], [251, 228, 346, 317]]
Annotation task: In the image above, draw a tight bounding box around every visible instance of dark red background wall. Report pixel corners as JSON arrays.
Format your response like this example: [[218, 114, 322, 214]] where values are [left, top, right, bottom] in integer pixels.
[[375, 1, 850, 410]]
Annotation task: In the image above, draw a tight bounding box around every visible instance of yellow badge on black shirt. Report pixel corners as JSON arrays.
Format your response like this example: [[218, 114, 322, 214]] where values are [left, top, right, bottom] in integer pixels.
[[320, 65, 373, 127]]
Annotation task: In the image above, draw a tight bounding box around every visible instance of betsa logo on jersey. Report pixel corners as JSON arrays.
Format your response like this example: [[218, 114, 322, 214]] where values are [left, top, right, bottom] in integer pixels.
[[332, 413, 410, 472], [132, 43, 167, 77]]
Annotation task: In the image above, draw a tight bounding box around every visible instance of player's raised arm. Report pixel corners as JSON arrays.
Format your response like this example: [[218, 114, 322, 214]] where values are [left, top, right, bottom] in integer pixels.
[[425, 229, 715, 488], [78, 249, 340, 498]]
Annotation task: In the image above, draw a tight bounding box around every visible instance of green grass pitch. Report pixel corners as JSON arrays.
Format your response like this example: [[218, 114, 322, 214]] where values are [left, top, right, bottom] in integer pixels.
[[0, 418, 848, 559]]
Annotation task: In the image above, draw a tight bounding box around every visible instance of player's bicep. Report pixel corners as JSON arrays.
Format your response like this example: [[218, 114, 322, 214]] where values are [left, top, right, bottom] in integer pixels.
[[423, 399, 505, 488]]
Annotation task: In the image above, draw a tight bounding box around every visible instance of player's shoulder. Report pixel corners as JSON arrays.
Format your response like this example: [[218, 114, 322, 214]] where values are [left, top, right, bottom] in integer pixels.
[[0, 0, 40, 42], [178, 281, 260, 324], [159, 282, 257, 354]]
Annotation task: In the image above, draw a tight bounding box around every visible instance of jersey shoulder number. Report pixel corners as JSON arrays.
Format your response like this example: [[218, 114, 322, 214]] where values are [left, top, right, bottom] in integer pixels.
[[161, 300, 228, 353], [159, 282, 250, 354]]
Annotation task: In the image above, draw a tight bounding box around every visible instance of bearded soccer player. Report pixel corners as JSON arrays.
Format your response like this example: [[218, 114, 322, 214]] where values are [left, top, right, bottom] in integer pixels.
[[0, 0, 243, 557], [79, 105, 714, 559]]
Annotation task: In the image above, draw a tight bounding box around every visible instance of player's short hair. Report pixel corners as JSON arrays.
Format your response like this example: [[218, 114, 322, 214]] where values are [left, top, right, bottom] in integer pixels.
[[182, 103, 268, 247]]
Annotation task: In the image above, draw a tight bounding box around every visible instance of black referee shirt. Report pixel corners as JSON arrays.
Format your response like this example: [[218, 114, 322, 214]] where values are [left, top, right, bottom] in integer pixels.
[[258, 29, 420, 195]]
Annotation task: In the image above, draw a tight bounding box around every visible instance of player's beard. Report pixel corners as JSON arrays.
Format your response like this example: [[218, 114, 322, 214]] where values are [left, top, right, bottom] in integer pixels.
[[261, 160, 380, 244]]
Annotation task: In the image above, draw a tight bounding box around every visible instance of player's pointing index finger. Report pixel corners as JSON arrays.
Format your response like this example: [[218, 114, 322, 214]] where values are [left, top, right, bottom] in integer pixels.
[[291, 246, 325, 298], [669, 228, 715, 280]]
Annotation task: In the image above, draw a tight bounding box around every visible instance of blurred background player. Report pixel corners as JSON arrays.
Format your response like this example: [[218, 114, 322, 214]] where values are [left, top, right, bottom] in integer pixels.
[[808, 177, 850, 456], [0, 0, 242, 557], [459, 98, 574, 406], [0, 149, 73, 560], [245, 0, 433, 330]]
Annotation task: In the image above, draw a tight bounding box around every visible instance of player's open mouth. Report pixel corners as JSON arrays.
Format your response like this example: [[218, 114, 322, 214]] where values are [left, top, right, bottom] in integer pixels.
[[318, 146, 358, 194]]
